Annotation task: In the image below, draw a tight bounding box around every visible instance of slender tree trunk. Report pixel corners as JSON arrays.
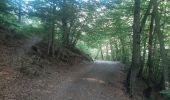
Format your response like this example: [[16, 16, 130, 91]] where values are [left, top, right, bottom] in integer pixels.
[[71, 31, 81, 47], [18, 0, 22, 23], [120, 37, 126, 63], [138, 35, 147, 78], [95, 49, 100, 59], [138, 0, 152, 77], [106, 43, 110, 60], [62, 0, 69, 47], [152, 0, 169, 90], [114, 38, 119, 60], [147, 12, 154, 84], [48, 20, 55, 56], [129, 0, 141, 98], [140, 0, 152, 33], [109, 39, 114, 61], [48, 0, 55, 56], [99, 44, 104, 60], [129, 35, 133, 52]]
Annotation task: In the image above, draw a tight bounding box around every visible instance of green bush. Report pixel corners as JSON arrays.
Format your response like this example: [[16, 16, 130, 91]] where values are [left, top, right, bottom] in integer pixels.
[[160, 90, 170, 98]]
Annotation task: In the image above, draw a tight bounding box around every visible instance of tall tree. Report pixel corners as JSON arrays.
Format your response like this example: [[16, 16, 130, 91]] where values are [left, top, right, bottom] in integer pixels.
[[99, 44, 104, 60], [147, 11, 154, 84], [18, 0, 22, 23], [61, 0, 69, 46], [48, 0, 56, 56], [152, 0, 169, 90], [130, 0, 141, 98]]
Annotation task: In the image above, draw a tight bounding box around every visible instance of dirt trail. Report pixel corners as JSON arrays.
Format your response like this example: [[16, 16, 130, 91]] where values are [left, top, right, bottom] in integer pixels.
[[54, 61, 129, 100], [0, 37, 129, 100], [10, 61, 129, 100]]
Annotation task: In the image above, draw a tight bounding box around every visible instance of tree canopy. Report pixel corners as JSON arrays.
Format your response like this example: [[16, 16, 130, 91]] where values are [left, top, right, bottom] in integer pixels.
[[0, 0, 170, 99]]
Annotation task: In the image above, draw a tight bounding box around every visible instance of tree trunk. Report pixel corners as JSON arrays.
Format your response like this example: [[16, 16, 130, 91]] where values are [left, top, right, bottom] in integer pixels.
[[152, 0, 169, 90], [139, 0, 152, 33], [138, 35, 147, 78], [18, 0, 22, 23], [138, 0, 152, 78], [109, 39, 114, 61], [48, 21, 55, 56], [99, 44, 104, 60], [95, 49, 100, 59], [62, 0, 69, 47], [129, 0, 141, 98], [106, 43, 110, 60], [114, 38, 119, 60], [147, 12, 154, 84], [48, 0, 55, 56], [120, 37, 126, 63]]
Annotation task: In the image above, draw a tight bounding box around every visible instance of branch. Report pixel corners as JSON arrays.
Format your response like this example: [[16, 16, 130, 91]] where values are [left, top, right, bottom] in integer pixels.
[[140, 0, 152, 33]]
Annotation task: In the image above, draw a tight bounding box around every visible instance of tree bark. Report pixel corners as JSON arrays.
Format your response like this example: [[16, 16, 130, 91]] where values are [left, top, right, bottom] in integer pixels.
[[130, 0, 141, 98], [147, 12, 154, 84], [120, 37, 126, 63], [109, 39, 114, 60], [138, 35, 147, 78], [152, 0, 169, 90], [114, 38, 119, 60], [106, 43, 110, 60], [48, 0, 55, 56], [62, 0, 69, 47], [18, 0, 22, 23], [99, 44, 104, 60], [140, 0, 152, 33], [138, 0, 152, 78], [95, 49, 100, 59]]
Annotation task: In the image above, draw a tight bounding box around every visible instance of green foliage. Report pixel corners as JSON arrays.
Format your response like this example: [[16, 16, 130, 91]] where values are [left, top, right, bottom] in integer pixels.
[[0, 0, 13, 26], [160, 90, 170, 97], [76, 40, 91, 56], [0, 0, 170, 92]]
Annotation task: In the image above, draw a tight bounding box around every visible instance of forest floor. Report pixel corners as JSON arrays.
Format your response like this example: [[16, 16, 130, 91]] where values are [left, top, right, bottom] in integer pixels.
[[0, 32, 165, 100], [0, 60, 130, 100], [0, 35, 130, 100]]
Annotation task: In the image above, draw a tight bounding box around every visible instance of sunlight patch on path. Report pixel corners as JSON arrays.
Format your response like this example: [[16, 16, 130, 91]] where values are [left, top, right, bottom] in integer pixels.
[[81, 77, 106, 84], [94, 60, 120, 64]]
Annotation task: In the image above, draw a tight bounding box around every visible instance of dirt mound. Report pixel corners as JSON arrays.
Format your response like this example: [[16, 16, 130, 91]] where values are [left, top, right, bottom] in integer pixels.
[[17, 40, 93, 77], [31, 41, 93, 65], [0, 26, 18, 42], [55, 46, 93, 64]]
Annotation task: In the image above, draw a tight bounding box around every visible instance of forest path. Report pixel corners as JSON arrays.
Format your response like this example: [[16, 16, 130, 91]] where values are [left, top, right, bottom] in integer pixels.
[[52, 61, 130, 100], [13, 61, 129, 100]]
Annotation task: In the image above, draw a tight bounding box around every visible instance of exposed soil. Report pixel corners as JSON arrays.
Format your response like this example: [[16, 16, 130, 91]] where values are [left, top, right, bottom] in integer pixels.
[[0, 36, 129, 100], [0, 60, 129, 100]]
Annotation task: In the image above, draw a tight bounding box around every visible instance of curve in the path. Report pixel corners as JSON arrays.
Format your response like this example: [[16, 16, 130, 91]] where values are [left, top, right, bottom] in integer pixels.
[[12, 61, 129, 100], [53, 61, 129, 100]]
